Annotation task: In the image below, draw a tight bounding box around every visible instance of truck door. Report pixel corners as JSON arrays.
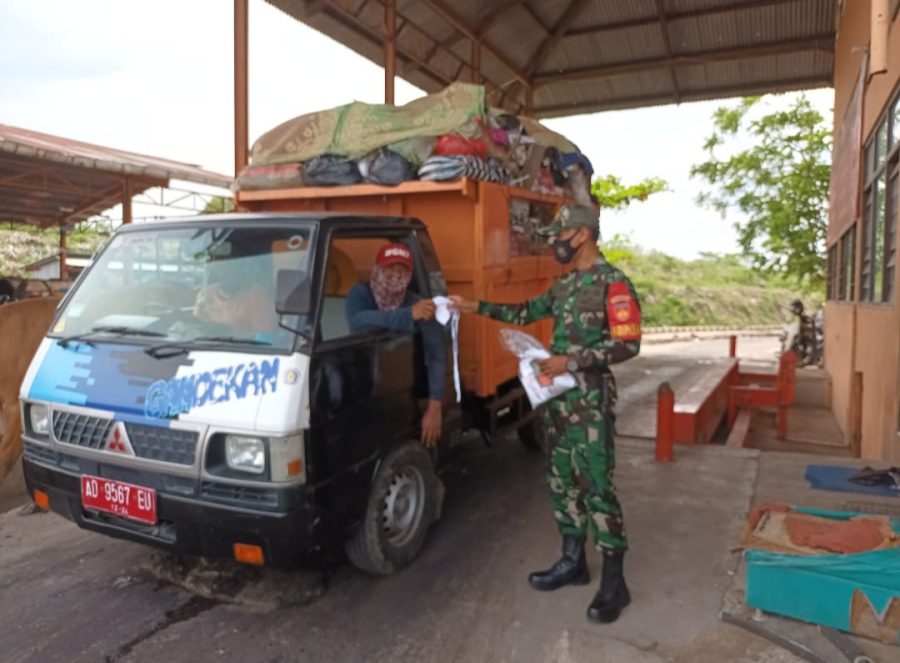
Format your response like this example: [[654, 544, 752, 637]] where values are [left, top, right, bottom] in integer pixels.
[[308, 229, 432, 523]]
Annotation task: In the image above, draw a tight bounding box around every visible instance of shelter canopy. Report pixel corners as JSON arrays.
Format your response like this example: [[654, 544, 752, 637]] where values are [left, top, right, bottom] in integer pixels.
[[265, 0, 836, 118], [0, 124, 231, 227]]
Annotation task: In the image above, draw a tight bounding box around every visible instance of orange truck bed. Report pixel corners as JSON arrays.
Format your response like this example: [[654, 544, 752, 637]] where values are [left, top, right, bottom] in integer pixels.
[[236, 179, 572, 398]]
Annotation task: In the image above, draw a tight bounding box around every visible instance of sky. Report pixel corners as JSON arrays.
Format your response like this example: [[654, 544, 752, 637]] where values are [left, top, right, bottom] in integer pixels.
[[0, 0, 834, 259]]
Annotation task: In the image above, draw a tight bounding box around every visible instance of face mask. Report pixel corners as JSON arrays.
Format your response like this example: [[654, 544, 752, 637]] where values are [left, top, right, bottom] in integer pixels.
[[553, 235, 579, 264], [370, 264, 412, 310]]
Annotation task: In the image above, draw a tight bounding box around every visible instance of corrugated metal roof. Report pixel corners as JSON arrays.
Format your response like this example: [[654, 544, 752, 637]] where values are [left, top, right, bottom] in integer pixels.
[[265, 0, 836, 117], [0, 124, 231, 227]]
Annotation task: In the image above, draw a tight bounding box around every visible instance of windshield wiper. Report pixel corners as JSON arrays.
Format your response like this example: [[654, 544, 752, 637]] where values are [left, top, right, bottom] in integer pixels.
[[143, 343, 190, 359], [144, 335, 272, 360], [193, 336, 272, 346], [59, 326, 166, 348]]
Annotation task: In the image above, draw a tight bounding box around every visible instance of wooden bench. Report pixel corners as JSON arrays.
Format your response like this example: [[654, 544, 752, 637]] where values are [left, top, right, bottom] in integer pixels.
[[672, 359, 740, 444], [727, 351, 797, 441]]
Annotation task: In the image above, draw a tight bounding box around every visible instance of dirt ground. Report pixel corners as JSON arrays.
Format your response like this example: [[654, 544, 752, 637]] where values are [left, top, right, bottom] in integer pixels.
[[1, 336, 896, 662]]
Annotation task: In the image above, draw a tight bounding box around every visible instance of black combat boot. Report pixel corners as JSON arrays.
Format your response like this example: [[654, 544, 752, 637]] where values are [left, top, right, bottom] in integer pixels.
[[587, 550, 630, 623], [528, 535, 590, 591]]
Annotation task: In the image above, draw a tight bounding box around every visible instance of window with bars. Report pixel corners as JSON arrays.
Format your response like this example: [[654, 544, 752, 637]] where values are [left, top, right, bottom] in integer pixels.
[[860, 87, 900, 304], [888, 162, 899, 301], [840, 226, 856, 301], [827, 244, 837, 300]]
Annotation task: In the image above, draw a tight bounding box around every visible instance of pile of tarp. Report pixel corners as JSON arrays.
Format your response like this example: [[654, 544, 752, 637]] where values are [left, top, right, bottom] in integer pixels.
[[740, 503, 900, 644], [233, 82, 592, 203]]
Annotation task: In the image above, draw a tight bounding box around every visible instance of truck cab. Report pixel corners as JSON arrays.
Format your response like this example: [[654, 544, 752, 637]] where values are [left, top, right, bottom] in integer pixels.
[[21, 213, 455, 573]]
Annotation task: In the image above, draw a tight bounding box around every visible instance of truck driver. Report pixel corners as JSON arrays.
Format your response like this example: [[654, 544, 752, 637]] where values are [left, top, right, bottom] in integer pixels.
[[345, 243, 446, 447]]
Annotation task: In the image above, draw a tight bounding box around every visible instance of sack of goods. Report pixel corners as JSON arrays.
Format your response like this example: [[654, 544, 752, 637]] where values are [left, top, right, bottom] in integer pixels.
[[232, 82, 593, 201]]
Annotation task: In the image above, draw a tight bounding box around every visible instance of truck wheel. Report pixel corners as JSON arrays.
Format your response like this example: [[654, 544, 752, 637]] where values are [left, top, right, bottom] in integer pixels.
[[345, 442, 441, 574], [517, 417, 546, 451]]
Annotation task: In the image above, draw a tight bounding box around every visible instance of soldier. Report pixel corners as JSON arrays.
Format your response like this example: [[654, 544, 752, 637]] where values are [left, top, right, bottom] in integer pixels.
[[451, 204, 640, 624]]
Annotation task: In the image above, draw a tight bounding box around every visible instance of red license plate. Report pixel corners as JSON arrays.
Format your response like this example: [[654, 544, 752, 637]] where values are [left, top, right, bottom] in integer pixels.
[[81, 475, 157, 525]]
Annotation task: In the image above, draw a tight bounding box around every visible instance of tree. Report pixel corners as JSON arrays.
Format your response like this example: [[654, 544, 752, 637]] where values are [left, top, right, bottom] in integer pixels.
[[202, 196, 235, 214], [690, 95, 831, 287], [590, 175, 668, 210]]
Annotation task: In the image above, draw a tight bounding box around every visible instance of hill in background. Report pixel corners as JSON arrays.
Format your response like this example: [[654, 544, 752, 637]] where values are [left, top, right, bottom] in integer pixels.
[[1, 224, 108, 277], [0, 226, 820, 327], [603, 236, 821, 327]]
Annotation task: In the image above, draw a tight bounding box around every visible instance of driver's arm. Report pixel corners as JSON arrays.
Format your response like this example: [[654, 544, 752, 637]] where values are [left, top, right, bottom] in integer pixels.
[[418, 317, 446, 402]]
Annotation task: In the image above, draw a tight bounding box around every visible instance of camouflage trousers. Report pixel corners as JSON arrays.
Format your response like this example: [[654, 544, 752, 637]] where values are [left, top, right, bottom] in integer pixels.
[[541, 385, 627, 552]]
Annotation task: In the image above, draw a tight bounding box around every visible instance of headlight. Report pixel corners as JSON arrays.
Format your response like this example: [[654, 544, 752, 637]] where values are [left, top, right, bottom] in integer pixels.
[[29, 404, 50, 436], [224, 435, 265, 474]]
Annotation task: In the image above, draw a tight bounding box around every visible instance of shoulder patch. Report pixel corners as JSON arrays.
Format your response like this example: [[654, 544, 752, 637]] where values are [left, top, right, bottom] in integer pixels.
[[606, 281, 641, 340]]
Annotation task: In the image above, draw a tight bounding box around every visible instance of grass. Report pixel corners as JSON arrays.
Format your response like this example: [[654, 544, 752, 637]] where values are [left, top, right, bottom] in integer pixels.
[[0, 223, 109, 278], [603, 236, 822, 327], [0, 225, 821, 327]]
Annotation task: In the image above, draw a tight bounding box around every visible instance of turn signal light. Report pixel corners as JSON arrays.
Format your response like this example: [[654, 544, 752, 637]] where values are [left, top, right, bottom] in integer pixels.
[[33, 490, 50, 510], [233, 543, 265, 566], [287, 459, 303, 476]]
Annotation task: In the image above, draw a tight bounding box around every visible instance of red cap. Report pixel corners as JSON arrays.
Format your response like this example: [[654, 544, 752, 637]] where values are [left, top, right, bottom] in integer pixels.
[[375, 243, 414, 270]]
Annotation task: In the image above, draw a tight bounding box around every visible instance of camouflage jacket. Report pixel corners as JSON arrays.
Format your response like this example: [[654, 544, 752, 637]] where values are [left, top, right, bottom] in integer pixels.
[[478, 254, 641, 388]]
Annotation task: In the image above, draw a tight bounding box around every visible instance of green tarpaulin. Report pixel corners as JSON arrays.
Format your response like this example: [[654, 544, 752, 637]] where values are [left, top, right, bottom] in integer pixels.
[[250, 82, 486, 165]]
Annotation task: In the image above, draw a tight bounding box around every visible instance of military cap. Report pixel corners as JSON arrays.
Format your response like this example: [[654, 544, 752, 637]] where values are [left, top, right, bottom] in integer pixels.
[[536, 204, 599, 237]]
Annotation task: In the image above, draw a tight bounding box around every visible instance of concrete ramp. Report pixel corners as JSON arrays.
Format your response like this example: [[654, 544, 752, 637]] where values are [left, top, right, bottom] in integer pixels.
[[614, 358, 738, 442]]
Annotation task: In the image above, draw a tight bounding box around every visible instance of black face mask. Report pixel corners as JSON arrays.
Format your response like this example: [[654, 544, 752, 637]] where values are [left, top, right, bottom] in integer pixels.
[[553, 236, 579, 264]]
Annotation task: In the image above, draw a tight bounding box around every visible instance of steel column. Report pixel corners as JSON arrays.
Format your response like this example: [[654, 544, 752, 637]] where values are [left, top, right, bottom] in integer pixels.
[[59, 228, 68, 280], [384, 0, 396, 104], [122, 178, 133, 225], [655, 382, 675, 462], [470, 38, 481, 84], [234, 0, 249, 177]]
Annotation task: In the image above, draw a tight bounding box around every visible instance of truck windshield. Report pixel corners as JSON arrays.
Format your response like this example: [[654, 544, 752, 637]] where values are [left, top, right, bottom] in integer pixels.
[[51, 224, 316, 353]]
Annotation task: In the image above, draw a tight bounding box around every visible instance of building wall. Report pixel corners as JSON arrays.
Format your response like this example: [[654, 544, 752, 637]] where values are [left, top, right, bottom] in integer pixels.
[[828, 1, 900, 461], [824, 302, 854, 433], [26, 262, 60, 280], [856, 306, 900, 460], [861, 4, 900, 135]]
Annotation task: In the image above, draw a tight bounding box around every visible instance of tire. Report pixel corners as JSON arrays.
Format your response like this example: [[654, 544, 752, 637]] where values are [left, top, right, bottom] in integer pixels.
[[517, 398, 548, 453], [517, 416, 546, 452], [345, 442, 443, 574]]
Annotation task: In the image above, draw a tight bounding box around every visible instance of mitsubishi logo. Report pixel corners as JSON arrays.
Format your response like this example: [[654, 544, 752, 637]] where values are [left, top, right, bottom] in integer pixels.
[[105, 423, 134, 455]]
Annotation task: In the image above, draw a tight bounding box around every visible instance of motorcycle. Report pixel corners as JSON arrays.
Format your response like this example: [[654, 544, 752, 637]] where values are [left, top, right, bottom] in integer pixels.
[[781, 302, 823, 367]]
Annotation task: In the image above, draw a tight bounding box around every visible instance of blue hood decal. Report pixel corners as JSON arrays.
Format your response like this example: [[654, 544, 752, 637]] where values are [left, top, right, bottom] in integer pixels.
[[28, 341, 196, 424]]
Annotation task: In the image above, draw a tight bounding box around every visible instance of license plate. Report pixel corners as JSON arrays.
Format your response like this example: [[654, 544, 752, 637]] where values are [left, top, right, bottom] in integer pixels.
[[81, 475, 157, 525]]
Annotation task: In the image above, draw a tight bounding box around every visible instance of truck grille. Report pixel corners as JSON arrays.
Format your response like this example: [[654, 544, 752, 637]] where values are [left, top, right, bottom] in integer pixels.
[[200, 482, 280, 509], [52, 412, 198, 466], [52, 411, 113, 450], [124, 423, 198, 466]]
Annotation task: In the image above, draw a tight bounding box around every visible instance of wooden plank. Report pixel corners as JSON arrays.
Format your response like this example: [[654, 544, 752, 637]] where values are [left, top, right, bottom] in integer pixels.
[[236, 179, 472, 202], [673, 358, 738, 413], [726, 409, 752, 448]]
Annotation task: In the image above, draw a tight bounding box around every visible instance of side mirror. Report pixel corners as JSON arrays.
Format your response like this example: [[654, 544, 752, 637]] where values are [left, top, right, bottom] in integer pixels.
[[275, 269, 312, 315]]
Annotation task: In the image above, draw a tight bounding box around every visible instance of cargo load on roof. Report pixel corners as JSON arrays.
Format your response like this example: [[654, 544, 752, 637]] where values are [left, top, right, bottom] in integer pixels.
[[233, 83, 593, 205]]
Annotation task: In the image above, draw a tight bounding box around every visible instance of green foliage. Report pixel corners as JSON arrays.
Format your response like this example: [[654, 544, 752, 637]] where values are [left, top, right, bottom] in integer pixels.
[[604, 235, 819, 327], [0, 223, 108, 277], [690, 95, 831, 288], [202, 196, 235, 214], [590, 175, 668, 210]]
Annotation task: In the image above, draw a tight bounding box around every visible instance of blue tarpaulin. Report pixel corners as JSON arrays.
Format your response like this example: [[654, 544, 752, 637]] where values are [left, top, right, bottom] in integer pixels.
[[805, 464, 900, 498]]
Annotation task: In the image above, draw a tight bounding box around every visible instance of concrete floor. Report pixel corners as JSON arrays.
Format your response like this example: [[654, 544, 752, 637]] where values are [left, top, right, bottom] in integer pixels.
[[1, 336, 897, 662], [1, 436, 783, 663]]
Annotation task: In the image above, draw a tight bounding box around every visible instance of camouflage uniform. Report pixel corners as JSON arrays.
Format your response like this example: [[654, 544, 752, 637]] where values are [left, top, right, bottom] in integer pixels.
[[478, 255, 640, 552]]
